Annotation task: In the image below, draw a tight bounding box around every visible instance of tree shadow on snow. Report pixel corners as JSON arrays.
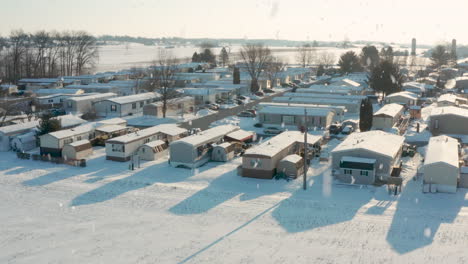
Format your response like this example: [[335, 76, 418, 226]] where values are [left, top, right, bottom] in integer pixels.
[[70, 160, 193, 206], [386, 178, 468, 254], [271, 167, 376, 233]]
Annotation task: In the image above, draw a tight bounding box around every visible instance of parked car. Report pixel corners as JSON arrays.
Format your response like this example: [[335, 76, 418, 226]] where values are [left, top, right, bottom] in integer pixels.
[[341, 125, 354, 135], [263, 127, 284, 135], [263, 89, 275, 94], [208, 103, 219, 110], [328, 124, 342, 135], [254, 91, 264, 97], [245, 109, 256, 116], [237, 111, 256, 117]]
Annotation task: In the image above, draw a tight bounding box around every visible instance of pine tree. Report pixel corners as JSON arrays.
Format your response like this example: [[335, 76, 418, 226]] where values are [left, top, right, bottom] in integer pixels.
[[316, 64, 325, 77], [368, 60, 403, 97], [37, 113, 61, 136], [219, 47, 229, 66], [359, 98, 373, 132], [233, 67, 240, 84], [191, 52, 200, 63], [338, 51, 363, 74]]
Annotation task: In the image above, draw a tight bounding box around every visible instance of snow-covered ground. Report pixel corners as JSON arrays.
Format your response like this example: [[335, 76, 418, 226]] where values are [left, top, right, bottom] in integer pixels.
[[1, 138, 468, 263]]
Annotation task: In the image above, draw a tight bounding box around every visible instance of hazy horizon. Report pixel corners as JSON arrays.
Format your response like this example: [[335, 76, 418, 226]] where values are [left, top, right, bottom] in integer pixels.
[[1, 0, 467, 46]]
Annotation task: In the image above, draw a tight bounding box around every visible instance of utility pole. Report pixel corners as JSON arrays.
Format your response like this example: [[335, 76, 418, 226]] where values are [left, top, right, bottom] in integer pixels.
[[303, 108, 308, 190]]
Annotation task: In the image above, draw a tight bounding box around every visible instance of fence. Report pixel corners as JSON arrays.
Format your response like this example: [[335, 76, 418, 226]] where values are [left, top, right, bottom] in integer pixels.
[[17, 152, 86, 167]]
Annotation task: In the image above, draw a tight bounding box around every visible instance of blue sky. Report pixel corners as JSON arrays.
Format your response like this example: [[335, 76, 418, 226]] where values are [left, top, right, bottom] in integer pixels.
[[1, 0, 467, 45]]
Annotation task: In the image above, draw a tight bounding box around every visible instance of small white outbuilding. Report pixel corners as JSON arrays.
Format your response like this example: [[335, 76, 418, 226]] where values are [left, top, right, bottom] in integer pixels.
[[62, 140, 93, 160], [277, 154, 304, 178], [211, 142, 235, 162], [137, 140, 168, 161], [422, 135, 460, 193]]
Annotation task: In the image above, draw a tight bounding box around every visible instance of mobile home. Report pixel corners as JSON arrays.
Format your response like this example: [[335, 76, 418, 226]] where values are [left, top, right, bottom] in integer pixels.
[[0, 121, 40, 151], [62, 140, 93, 160], [39, 124, 95, 157], [94, 92, 160, 117], [372, 103, 405, 131]]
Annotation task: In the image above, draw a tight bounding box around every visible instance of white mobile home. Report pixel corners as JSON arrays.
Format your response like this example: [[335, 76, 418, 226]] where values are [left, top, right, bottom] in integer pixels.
[[65, 84, 122, 95], [258, 105, 334, 129], [137, 140, 169, 161], [437, 94, 467, 107], [35, 88, 84, 96], [18, 78, 62, 91], [94, 92, 160, 117], [62, 140, 93, 160], [372, 103, 405, 131], [64, 93, 117, 114], [331, 131, 405, 184], [241, 131, 322, 179], [0, 121, 40, 151], [106, 124, 187, 161], [39, 124, 95, 157], [258, 102, 346, 121], [10, 131, 37, 152], [283, 92, 366, 102], [272, 96, 361, 113], [169, 125, 239, 168], [385, 91, 419, 106], [0, 84, 18, 95], [422, 135, 460, 193], [429, 106, 468, 135], [183, 88, 225, 105]]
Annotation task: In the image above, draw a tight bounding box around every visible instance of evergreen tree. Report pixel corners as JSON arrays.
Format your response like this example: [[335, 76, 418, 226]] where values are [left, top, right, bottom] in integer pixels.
[[368, 60, 403, 97], [219, 47, 229, 66], [338, 51, 363, 74], [380, 46, 394, 62], [200, 48, 216, 63], [191, 52, 200, 63], [316, 64, 325, 77], [233, 67, 240, 84], [360, 45, 380, 71], [359, 98, 373, 132], [431, 45, 450, 68], [37, 113, 61, 136]]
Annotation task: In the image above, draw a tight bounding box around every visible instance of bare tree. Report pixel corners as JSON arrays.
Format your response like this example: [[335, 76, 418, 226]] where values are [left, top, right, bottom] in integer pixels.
[[239, 43, 272, 93], [74, 31, 99, 75], [296, 44, 315, 68], [147, 49, 178, 118], [317, 51, 336, 69], [264, 56, 286, 88]]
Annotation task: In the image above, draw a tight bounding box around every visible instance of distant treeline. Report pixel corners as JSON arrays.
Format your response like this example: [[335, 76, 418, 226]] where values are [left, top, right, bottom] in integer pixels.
[[0, 30, 99, 83]]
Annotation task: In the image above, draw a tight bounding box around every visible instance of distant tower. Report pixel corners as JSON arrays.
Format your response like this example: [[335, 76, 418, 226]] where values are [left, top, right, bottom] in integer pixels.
[[452, 39, 457, 55], [411, 38, 416, 56]]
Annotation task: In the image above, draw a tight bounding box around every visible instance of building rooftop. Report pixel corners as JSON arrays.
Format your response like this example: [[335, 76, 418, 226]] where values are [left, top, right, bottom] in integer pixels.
[[0, 121, 39, 135], [386, 91, 419, 100], [332, 130, 405, 159], [374, 103, 404, 118], [106, 92, 160, 104], [424, 135, 459, 168], [259, 105, 332, 116], [173, 125, 239, 147], [430, 106, 468, 118]]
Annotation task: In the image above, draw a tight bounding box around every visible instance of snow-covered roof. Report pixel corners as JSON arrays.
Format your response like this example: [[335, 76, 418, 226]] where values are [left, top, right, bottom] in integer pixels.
[[403, 82, 434, 91], [424, 135, 459, 168], [106, 92, 160, 104], [259, 102, 346, 113], [96, 124, 127, 133], [373, 103, 404, 118], [341, 156, 376, 164], [142, 140, 166, 148], [273, 96, 359, 105], [430, 106, 468, 118], [437, 94, 467, 104], [259, 105, 332, 116], [245, 131, 322, 158], [214, 142, 232, 149], [284, 92, 366, 100], [386, 91, 419, 100], [108, 124, 186, 144], [67, 139, 91, 147], [65, 84, 116, 90], [155, 124, 187, 137], [331, 130, 405, 159], [280, 154, 302, 164], [18, 78, 60, 83], [47, 124, 95, 140], [125, 116, 177, 127], [225, 130, 254, 141], [173, 125, 239, 147], [0, 121, 39, 135], [36, 88, 83, 95], [68, 93, 117, 102], [97, 118, 127, 126], [146, 96, 193, 107], [183, 88, 224, 95], [55, 115, 87, 128]]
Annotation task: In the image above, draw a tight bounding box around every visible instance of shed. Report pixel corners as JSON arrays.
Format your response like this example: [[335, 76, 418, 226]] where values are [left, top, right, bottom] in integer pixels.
[[137, 140, 168, 161], [211, 142, 235, 162], [277, 154, 304, 178], [409, 106, 422, 119], [10, 131, 37, 152], [62, 140, 93, 160], [422, 135, 460, 193]]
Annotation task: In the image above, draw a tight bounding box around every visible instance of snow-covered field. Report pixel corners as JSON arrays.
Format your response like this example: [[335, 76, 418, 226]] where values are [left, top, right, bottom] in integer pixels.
[[1, 139, 468, 263]]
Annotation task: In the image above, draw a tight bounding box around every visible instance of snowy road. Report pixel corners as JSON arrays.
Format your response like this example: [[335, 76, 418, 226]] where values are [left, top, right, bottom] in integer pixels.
[[1, 148, 468, 263]]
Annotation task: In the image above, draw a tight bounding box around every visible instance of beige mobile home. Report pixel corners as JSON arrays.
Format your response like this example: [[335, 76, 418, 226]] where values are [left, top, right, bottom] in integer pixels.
[[211, 142, 235, 162], [429, 106, 468, 135], [62, 140, 93, 160], [241, 131, 322, 179], [385, 91, 419, 106], [142, 96, 195, 117], [137, 140, 168, 161], [372, 103, 405, 131], [422, 136, 460, 193], [64, 93, 117, 114], [258, 105, 335, 129], [277, 154, 304, 178], [105, 124, 187, 161], [169, 125, 239, 168], [331, 131, 404, 184], [39, 124, 95, 157], [94, 92, 160, 117]]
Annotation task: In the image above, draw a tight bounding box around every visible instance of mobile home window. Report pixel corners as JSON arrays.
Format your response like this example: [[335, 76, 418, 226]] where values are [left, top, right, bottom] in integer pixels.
[[111, 105, 117, 112], [48, 99, 53, 103], [434, 119, 439, 129], [360, 170, 369, 176], [132, 103, 137, 109], [140, 101, 144, 107], [250, 159, 262, 168], [282, 115, 295, 124], [344, 169, 352, 175]]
